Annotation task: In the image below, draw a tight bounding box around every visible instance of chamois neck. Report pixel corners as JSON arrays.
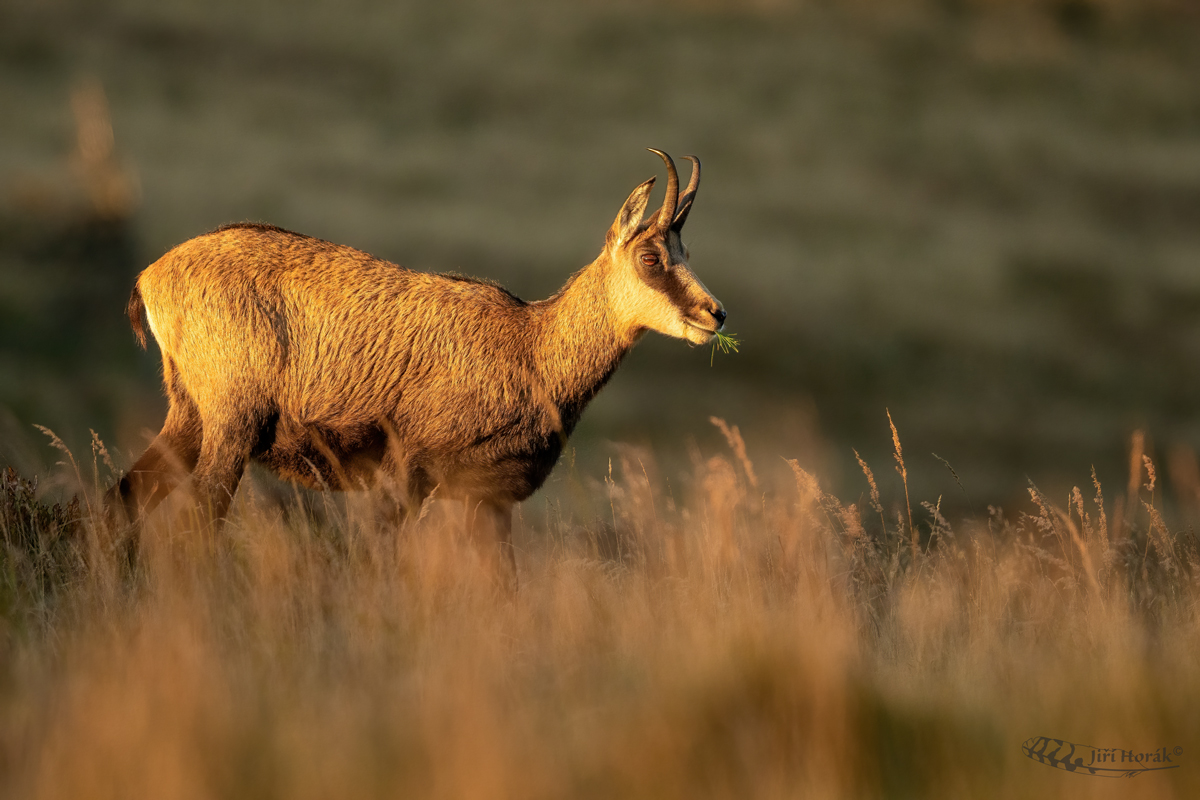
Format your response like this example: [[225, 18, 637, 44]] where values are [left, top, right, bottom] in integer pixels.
[[535, 254, 638, 431]]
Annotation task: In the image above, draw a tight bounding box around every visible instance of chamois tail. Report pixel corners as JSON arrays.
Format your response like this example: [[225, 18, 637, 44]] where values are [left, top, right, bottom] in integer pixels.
[[126, 285, 147, 349]]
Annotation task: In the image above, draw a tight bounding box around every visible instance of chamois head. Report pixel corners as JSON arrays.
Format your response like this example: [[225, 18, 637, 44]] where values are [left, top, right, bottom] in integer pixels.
[[604, 149, 726, 346]]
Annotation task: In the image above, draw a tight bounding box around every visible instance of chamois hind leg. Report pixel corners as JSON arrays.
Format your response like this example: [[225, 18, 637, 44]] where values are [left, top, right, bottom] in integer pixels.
[[467, 498, 518, 592]]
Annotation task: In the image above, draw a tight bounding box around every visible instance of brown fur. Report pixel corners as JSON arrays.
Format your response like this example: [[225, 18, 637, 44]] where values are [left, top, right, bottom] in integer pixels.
[[106, 151, 725, 581]]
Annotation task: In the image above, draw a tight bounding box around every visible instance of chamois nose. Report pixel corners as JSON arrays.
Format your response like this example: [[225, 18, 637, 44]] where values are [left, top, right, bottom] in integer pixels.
[[711, 307, 727, 329]]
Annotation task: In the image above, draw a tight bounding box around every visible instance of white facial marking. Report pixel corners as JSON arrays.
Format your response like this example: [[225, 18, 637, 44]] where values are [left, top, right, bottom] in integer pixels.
[[607, 234, 720, 345]]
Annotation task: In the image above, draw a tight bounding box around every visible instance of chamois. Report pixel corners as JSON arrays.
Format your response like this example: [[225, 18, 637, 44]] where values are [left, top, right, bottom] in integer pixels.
[[106, 149, 726, 579]]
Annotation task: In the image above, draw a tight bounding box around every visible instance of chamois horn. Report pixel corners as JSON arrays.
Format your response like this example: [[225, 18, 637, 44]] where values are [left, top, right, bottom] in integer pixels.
[[671, 155, 700, 231], [647, 148, 679, 230]]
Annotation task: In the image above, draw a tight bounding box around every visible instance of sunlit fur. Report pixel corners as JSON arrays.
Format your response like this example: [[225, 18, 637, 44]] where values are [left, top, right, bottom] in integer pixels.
[[106, 153, 724, 577]]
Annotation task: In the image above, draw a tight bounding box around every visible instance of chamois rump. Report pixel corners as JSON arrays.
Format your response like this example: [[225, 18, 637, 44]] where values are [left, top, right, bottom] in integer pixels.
[[106, 149, 726, 578]]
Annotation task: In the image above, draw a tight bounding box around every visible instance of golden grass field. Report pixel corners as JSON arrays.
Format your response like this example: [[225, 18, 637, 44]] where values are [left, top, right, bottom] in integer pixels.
[[1, 418, 1197, 799]]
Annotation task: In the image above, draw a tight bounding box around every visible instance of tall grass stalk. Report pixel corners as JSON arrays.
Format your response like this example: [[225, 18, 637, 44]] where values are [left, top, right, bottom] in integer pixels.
[[887, 409, 916, 561]]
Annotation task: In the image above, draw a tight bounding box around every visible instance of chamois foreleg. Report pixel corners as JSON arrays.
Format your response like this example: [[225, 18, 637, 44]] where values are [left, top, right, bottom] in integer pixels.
[[188, 414, 257, 526], [467, 498, 518, 592]]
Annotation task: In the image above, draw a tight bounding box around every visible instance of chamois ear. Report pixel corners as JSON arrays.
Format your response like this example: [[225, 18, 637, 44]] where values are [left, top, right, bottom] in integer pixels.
[[607, 176, 656, 248]]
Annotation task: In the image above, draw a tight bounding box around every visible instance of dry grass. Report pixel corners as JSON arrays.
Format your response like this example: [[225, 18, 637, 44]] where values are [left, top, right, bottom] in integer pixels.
[[1, 422, 1198, 799]]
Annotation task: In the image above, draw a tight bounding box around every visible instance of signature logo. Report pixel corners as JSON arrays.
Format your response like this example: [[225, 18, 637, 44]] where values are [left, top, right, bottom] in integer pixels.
[[1022, 737, 1183, 777]]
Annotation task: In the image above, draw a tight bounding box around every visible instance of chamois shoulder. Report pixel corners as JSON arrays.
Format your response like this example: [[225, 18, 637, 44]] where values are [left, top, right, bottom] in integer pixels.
[[433, 271, 527, 307]]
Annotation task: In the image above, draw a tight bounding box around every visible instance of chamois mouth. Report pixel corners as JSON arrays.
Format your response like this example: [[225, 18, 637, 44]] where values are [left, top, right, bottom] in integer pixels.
[[683, 320, 718, 343]]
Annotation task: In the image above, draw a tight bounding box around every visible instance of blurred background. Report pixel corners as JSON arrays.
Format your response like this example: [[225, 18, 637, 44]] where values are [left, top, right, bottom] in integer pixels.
[[2, 0, 1199, 510]]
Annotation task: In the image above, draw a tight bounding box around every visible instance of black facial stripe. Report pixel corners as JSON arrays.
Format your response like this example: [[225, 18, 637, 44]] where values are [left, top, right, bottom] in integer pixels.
[[635, 256, 662, 282], [632, 230, 695, 307], [636, 259, 693, 309]]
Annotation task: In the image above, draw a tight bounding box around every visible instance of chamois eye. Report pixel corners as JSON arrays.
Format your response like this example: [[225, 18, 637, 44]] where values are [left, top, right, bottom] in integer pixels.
[[640, 254, 660, 267]]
